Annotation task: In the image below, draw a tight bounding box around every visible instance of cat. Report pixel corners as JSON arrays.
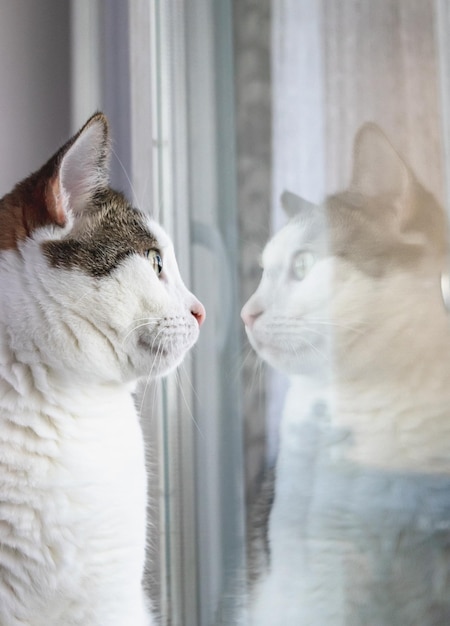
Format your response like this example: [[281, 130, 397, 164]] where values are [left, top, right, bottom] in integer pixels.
[[241, 123, 450, 625], [0, 112, 205, 626]]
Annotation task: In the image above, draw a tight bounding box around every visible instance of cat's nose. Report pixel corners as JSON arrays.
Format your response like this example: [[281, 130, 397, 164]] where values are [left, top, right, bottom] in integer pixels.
[[191, 300, 206, 326], [240, 303, 261, 330]]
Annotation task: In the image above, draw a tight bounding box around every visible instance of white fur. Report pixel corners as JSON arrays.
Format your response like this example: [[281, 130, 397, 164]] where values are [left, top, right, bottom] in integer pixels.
[[0, 213, 202, 625]]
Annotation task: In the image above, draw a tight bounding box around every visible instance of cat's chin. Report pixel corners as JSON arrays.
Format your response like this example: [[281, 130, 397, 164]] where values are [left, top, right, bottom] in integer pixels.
[[136, 334, 197, 379], [150, 353, 190, 379], [247, 332, 327, 377]]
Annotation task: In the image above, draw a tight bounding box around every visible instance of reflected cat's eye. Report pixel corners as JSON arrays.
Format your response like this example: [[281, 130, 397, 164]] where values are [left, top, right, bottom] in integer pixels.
[[291, 250, 315, 280], [145, 249, 163, 275]]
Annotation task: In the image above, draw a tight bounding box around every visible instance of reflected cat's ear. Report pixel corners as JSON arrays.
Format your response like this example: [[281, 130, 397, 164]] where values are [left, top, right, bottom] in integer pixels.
[[281, 190, 316, 218], [46, 112, 110, 225], [351, 123, 411, 200]]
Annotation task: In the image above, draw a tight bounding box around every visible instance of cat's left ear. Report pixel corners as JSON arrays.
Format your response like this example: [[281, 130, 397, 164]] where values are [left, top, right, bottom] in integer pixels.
[[46, 112, 110, 225], [281, 190, 316, 218], [350, 123, 411, 199]]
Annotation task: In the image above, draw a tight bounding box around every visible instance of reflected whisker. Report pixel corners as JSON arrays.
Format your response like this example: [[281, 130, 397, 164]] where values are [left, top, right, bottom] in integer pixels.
[[307, 319, 367, 335], [232, 346, 257, 384]]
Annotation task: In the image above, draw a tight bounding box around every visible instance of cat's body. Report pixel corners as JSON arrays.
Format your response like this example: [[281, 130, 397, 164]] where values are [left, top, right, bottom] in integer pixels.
[[242, 125, 450, 624], [0, 113, 204, 626]]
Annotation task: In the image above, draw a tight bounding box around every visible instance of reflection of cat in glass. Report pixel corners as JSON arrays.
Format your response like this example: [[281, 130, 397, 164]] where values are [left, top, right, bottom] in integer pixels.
[[241, 125, 450, 625]]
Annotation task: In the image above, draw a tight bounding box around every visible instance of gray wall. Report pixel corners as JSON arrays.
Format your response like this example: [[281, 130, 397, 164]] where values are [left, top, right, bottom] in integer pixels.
[[0, 0, 71, 196]]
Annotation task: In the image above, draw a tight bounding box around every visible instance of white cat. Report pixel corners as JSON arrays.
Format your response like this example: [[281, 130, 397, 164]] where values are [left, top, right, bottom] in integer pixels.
[[0, 113, 205, 626], [242, 124, 450, 625]]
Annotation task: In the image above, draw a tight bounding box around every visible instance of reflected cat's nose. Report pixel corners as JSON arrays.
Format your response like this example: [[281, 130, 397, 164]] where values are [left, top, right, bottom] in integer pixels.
[[241, 303, 261, 330], [191, 300, 206, 326]]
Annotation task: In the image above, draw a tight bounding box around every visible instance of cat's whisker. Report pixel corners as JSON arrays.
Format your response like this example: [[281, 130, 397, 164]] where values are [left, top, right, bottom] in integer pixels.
[[174, 368, 205, 441], [297, 337, 330, 363], [138, 331, 167, 416], [307, 319, 367, 335], [110, 147, 142, 212], [248, 352, 264, 394], [257, 356, 265, 393], [132, 316, 167, 322], [231, 346, 256, 384], [143, 345, 166, 414], [141, 341, 168, 419], [147, 328, 168, 375], [144, 356, 164, 419], [178, 357, 202, 405], [152, 342, 164, 378], [139, 370, 157, 418], [121, 320, 162, 347]]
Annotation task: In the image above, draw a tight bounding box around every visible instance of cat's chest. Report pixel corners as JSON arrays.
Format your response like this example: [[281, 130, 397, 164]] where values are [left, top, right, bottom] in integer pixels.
[[47, 389, 146, 505], [51, 403, 147, 576], [0, 386, 147, 542], [0, 385, 148, 621]]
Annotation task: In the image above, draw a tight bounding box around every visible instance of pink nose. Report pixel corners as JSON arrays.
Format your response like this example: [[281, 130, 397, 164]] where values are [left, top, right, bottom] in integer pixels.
[[240, 305, 261, 330], [191, 300, 206, 326]]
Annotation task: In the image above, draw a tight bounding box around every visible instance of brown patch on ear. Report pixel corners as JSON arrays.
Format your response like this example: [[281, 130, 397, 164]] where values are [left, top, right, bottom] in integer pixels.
[[0, 173, 65, 250], [0, 200, 28, 250], [0, 111, 112, 251]]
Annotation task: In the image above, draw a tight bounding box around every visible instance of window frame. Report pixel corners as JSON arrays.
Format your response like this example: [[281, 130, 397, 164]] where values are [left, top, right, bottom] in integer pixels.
[[71, 1, 246, 624]]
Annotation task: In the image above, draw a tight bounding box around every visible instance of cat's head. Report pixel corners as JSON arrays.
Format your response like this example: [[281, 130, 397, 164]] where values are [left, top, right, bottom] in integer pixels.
[[0, 113, 205, 386], [241, 124, 448, 379], [241, 196, 332, 377]]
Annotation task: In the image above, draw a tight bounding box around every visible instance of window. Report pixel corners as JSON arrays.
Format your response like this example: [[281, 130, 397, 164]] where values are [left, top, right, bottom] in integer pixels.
[[72, 1, 450, 624]]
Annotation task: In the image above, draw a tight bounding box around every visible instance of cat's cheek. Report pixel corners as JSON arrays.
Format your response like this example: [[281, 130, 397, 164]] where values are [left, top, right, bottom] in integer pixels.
[[246, 325, 286, 372]]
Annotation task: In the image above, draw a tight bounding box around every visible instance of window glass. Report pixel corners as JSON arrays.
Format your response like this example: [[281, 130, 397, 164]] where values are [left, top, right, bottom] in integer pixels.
[[143, 3, 245, 624], [149, 0, 450, 624], [237, 1, 450, 625]]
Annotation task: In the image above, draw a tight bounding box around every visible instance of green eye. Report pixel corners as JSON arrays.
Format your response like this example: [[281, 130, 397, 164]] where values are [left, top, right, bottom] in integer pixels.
[[292, 250, 315, 280], [145, 249, 163, 275]]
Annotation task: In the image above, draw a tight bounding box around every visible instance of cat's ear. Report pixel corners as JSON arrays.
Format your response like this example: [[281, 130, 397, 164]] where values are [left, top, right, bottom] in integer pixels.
[[281, 190, 316, 218], [46, 112, 110, 225], [350, 123, 411, 199]]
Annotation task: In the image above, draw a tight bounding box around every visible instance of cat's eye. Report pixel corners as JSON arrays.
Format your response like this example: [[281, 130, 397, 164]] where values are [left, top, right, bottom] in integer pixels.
[[291, 250, 315, 280], [145, 249, 163, 275]]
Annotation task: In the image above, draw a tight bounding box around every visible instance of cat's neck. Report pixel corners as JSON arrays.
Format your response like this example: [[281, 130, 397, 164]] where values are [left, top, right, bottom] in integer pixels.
[[0, 336, 135, 419]]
